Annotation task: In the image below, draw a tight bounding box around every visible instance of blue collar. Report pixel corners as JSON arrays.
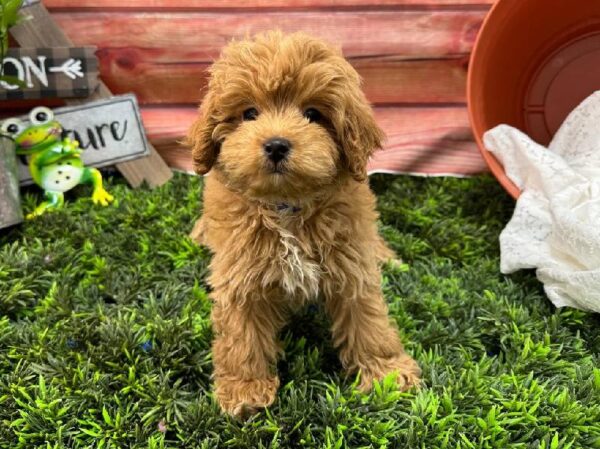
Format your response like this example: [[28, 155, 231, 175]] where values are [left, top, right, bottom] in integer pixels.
[[276, 203, 302, 213]]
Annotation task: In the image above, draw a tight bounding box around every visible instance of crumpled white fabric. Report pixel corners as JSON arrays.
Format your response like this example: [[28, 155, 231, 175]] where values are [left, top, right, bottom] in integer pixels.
[[483, 91, 600, 313]]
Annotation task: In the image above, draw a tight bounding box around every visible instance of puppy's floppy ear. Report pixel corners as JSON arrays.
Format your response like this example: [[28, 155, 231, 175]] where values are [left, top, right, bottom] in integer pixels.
[[186, 91, 219, 175], [336, 87, 384, 182]]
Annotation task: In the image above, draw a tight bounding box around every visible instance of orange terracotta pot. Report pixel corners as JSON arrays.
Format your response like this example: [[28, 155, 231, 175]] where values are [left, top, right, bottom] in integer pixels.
[[467, 0, 600, 199]]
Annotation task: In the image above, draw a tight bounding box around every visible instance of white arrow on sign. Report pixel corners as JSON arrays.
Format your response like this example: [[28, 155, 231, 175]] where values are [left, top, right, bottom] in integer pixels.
[[49, 58, 84, 80]]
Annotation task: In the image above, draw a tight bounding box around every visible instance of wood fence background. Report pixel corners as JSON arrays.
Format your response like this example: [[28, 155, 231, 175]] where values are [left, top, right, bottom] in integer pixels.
[[5, 0, 496, 176]]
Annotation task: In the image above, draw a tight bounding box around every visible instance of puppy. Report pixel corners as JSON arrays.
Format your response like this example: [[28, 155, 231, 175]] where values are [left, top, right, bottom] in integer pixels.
[[187, 31, 420, 417]]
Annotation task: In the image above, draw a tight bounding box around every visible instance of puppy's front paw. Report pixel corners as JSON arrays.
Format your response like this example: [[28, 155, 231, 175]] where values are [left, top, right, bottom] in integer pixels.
[[215, 375, 279, 418], [358, 352, 421, 392]]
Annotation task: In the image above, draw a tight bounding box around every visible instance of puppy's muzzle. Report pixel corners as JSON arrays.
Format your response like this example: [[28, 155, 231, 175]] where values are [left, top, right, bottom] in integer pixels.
[[263, 137, 291, 164]]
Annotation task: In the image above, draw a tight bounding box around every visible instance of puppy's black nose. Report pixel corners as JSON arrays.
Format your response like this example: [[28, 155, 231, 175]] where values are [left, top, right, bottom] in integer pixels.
[[263, 137, 291, 163]]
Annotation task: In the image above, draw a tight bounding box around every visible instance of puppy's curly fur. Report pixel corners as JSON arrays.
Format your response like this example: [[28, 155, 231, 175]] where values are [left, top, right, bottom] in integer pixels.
[[187, 31, 420, 417]]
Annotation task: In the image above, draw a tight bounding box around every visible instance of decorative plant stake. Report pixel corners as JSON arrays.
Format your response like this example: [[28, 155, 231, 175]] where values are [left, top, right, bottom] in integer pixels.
[[11, 0, 173, 189], [0, 0, 27, 229], [1, 106, 114, 219], [0, 136, 23, 228]]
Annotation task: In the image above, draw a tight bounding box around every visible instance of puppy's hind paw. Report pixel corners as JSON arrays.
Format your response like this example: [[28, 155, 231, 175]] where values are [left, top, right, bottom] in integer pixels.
[[358, 352, 421, 393], [215, 375, 279, 419]]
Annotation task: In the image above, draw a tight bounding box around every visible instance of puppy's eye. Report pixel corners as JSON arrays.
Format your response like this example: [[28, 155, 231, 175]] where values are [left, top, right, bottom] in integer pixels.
[[242, 108, 259, 121], [303, 108, 322, 123]]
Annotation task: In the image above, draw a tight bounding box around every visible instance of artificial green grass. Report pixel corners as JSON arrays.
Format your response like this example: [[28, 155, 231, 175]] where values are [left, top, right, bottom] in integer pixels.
[[1, 172, 600, 449]]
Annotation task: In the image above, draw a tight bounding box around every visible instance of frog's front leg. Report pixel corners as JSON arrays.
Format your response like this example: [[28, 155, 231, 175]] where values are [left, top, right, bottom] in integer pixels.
[[81, 167, 114, 206], [26, 191, 64, 219], [62, 137, 80, 153]]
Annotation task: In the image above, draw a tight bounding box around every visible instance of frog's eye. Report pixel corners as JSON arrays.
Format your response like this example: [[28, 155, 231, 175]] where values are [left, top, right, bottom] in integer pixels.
[[1, 118, 24, 138], [29, 106, 54, 125]]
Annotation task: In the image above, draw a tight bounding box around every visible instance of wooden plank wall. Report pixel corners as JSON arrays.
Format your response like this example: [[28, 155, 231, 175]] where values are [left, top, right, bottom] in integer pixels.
[[7, 0, 495, 176]]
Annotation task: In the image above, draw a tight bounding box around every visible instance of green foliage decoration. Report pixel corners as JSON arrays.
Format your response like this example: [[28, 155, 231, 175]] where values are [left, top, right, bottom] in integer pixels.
[[0, 0, 27, 87]]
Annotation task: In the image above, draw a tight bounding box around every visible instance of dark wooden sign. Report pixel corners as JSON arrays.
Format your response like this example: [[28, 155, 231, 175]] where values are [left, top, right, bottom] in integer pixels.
[[13, 95, 151, 184], [0, 47, 99, 100]]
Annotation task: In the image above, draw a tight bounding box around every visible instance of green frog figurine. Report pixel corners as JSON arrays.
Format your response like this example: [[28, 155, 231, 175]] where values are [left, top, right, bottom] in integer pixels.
[[0, 106, 114, 219]]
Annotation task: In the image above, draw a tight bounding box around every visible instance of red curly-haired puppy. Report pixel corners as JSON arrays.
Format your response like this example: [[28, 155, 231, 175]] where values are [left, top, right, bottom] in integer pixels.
[[187, 31, 420, 417]]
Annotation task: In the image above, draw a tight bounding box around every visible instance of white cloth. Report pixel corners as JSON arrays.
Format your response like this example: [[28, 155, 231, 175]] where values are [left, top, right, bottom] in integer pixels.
[[483, 91, 600, 313]]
